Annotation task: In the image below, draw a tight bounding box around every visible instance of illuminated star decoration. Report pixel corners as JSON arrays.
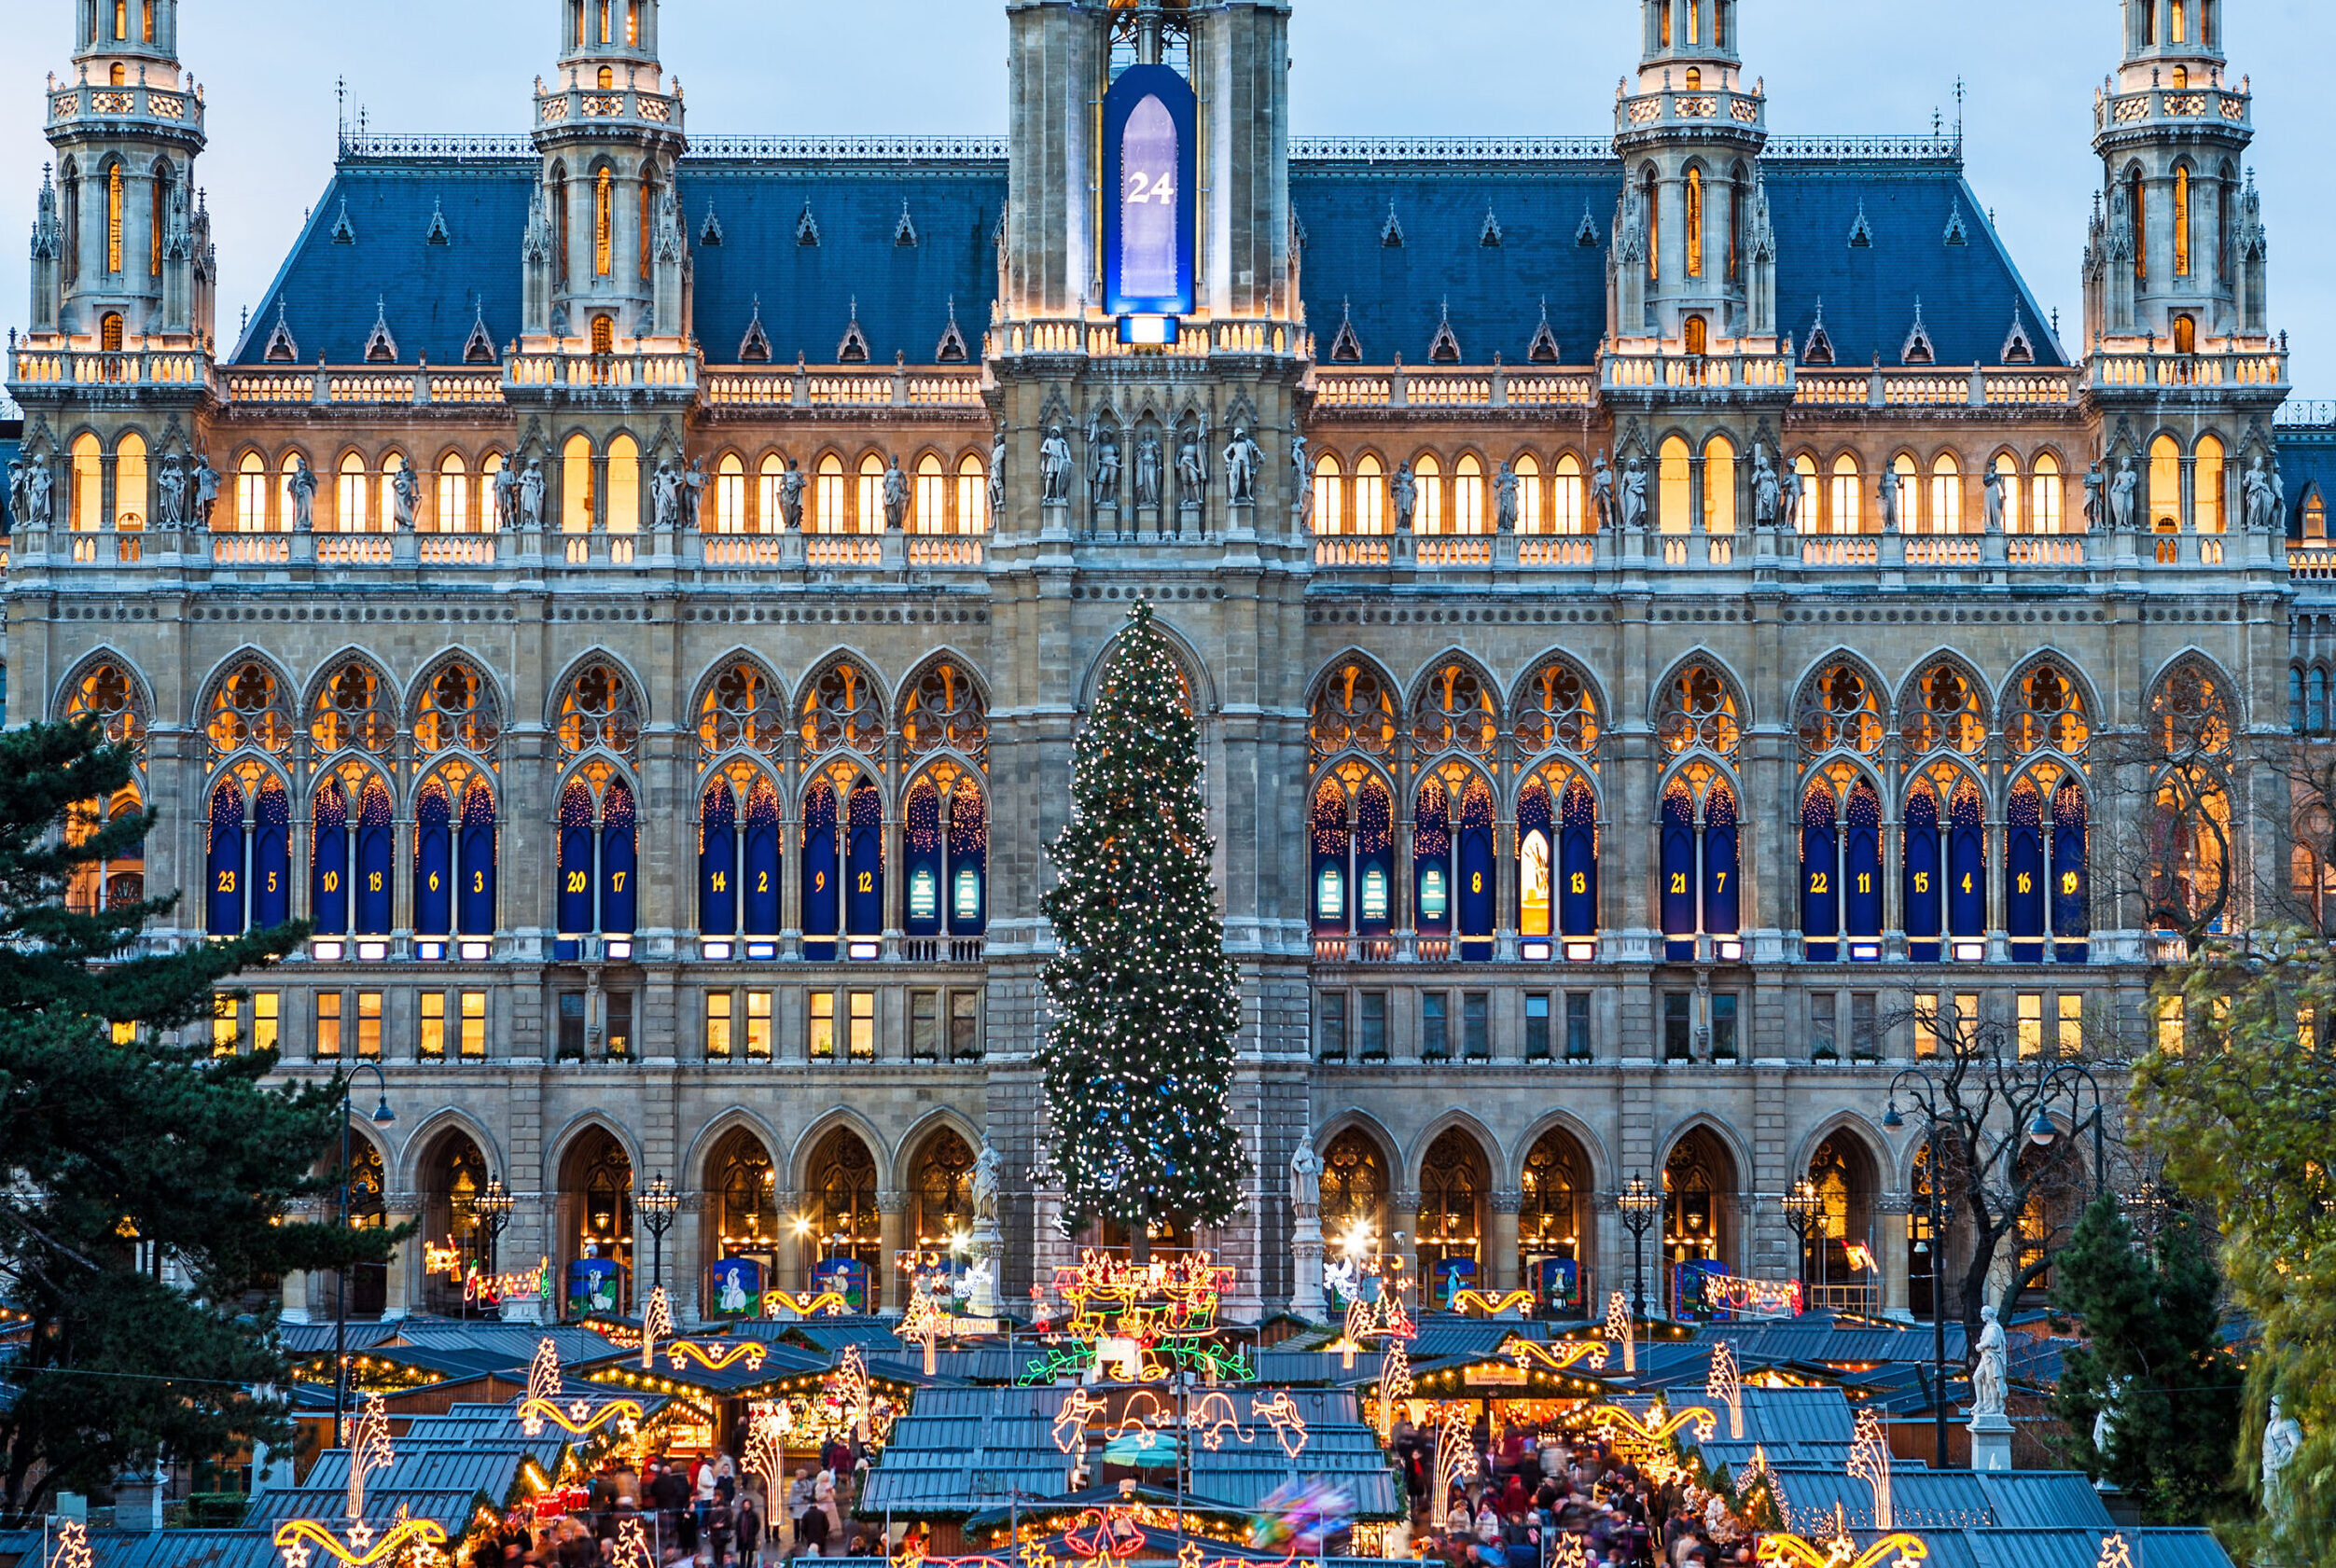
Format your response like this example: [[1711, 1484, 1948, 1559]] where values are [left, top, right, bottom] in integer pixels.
[[1847, 1407, 1894, 1531], [665, 1339, 768, 1373], [1606, 1291, 1635, 1374], [49, 1519, 92, 1568], [613, 1518, 655, 1568], [1376, 1337, 1413, 1440], [641, 1285, 674, 1371], [1756, 1532, 1928, 1568], [1431, 1405, 1476, 1530], [520, 1339, 563, 1436], [1506, 1338, 1609, 1376], [2094, 1537, 2134, 1568], [744, 1401, 793, 1498], [1178, 1544, 1206, 1568], [344, 1393, 395, 1528], [1707, 1340, 1745, 1440]]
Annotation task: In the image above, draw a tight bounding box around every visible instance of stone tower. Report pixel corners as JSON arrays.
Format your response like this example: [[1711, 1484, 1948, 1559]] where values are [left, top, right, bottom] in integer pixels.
[[32, 0, 212, 345], [2084, 0, 2263, 349], [1609, 0, 1773, 350], [524, 0, 690, 346], [986, 0, 1310, 1317]]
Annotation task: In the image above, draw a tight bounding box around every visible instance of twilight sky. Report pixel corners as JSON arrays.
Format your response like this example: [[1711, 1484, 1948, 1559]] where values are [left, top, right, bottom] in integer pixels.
[[1, 0, 2330, 393]]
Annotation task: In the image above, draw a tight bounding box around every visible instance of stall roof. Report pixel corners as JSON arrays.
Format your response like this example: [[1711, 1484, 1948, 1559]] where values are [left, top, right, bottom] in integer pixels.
[[301, 1441, 562, 1502], [240, 1488, 494, 1535], [573, 1340, 836, 1396], [1763, 1465, 2115, 1533], [1965, 1530, 2234, 1568], [0, 1529, 282, 1568]]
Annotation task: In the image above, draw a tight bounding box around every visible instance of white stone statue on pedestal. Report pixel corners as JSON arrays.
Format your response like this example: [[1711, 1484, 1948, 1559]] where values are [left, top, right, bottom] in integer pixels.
[[1972, 1305, 2009, 1418], [2263, 1395, 2301, 1529], [968, 1138, 1004, 1316], [1289, 1143, 1328, 1321]]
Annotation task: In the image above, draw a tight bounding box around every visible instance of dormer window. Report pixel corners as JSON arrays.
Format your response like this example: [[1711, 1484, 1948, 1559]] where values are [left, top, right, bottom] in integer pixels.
[[2171, 65, 2188, 89], [599, 66, 614, 89], [1685, 67, 1702, 90], [110, 63, 125, 86]]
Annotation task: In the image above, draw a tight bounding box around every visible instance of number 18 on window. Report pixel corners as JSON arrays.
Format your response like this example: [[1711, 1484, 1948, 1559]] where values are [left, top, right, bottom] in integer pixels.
[[1104, 64, 1197, 340]]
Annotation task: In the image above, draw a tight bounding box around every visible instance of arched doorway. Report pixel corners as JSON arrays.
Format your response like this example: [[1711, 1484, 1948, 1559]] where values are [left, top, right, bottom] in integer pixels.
[[347, 1134, 387, 1317], [420, 1130, 491, 1316], [808, 1129, 883, 1312], [1803, 1133, 1880, 1312], [1417, 1129, 1488, 1307], [1662, 1128, 1737, 1317], [705, 1129, 777, 1316], [560, 1128, 633, 1319], [910, 1128, 977, 1254], [1319, 1129, 1389, 1263], [1518, 1128, 1592, 1317]]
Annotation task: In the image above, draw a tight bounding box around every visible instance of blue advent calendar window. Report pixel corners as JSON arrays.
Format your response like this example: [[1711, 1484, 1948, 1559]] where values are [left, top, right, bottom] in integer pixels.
[[1104, 64, 1197, 322]]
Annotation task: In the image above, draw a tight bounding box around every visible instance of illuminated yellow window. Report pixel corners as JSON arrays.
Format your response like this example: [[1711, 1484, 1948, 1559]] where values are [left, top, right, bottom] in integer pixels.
[[1660, 436, 1692, 534], [1313, 455, 1343, 534], [1993, 453, 2021, 534], [112, 1020, 137, 1047], [815, 455, 846, 534], [1931, 455, 1963, 534], [849, 991, 876, 1060], [1415, 456, 1442, 534], [2194, 436, 2223, 534], [639, 181, 652, 282], [1913, 995, 1939, 1059], [357, 992, 382, 1061], [2300, 1004, 2316, 1054], [857, 454, 885, 534], [2149, 435, 2182, 532], [1703, 437, 1735, 534], [114, 0, 128, 39], [1685, 167, 1704, 279], [235, 451, 268, 533], [2017, 993, 2043, 1059], [253, 993, 280, 1054], [1516, 454, 1542, 532], [2058, 994, 2084, 1059], [315, 992, 343, 1059], [1355, 454, 1386, 534], [420, 992, 447, 1060], [706, 991, 734, 1061], [72, 434, 103, 532], [1453, 454, 1485, 534], [213, 993, 239, 1057], [810, 991, 836, 1061], [957, 455, 988, 534], [1830, 455, 1862, 534], [716, 453, 747, 534], [106, 163, 124, 274], [758, 455, 785, 533], [461, 992, 486, 1058], [101, 312, 124, 353], [594, 168, 613, 277], [437, 453, 468, 534], [2174, 165, 2192, 277], [2156, 994, 2184, 1057], [606, 435, 639, 534], [563, 436, 593, 533], [915, 453, 947, 534], [2031, 455, 2063, 534], [625, 0, 639, 47], [746, 992, 772, 1060], [1553, 453, 1584, 534]]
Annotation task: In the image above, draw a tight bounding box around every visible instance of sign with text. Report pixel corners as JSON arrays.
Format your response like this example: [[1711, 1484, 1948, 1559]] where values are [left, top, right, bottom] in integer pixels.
[[1103, 64, 1198, 321]]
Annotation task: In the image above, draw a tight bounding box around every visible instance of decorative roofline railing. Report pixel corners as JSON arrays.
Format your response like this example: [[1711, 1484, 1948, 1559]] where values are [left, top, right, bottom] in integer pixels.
[[1290, 135, 1617, 162], [2277, 400, 2336, 429]]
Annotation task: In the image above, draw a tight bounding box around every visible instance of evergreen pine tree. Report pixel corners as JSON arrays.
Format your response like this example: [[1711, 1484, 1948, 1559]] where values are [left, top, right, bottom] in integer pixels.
[[1038, 602, 1249, 1257], [0, 717, 392, 1516], [2051, 1191, 2246, 1525]]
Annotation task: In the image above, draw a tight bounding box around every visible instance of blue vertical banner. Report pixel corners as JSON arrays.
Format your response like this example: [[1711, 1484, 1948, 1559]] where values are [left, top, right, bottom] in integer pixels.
[[1800, 784, 1838, 960], [206, 779, 245, 937], [312, 785, 348, 936], [1103, 65, 1198, 322], [700, 783, 737, 937], [1559, 779, 1598, 940], [254, 776, 291, 930], [414, 779, 452, 937], [459, 781, 497, 938], [2051, 780, 2090, 962], [1903, 790, 1941, 961]]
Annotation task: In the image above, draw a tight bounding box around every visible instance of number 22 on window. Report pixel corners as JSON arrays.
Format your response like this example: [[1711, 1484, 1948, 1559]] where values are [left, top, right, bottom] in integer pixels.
[[1126, 171, 1175, 206]]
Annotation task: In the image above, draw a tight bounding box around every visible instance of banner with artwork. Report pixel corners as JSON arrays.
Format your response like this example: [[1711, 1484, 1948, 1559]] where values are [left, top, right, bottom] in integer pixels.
[[812, 1257, 868, 1314], [1534, 1256, 1582, 1318], [708, 1257, 763, 1317], [566, 1257, 622, 1317], [1671, 1258, 1730, 1321], [1432, 1257, 1477, 1310]]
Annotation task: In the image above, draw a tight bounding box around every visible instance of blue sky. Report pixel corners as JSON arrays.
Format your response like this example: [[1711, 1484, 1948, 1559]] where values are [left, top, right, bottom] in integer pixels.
[[2, 0, 2329, 392]]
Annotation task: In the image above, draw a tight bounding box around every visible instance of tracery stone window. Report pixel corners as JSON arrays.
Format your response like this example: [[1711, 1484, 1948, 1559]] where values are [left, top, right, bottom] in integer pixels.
[[900, 661, 988, 766], [698, 662, 786, 759], [1310, 660, 1397, 763], [1796, 664, 1884, 759], [66, 661, 146, 757], [1513, 657, 1600, 761], [799, 660, 885, 756], [205, 662, 294, 761], [811, 1129, 883, 1307], [312, 662, 397, 755], [1412, 660, 1498, 756], [2152, 660, 2234, 758], [558, 662, 642, 759], [711, 1131, 778, 1256], [1519, 1129, 1588, 1278], [1318, 1130, 1387, 1245], [1902, 663, 1987, 756], [911, 1130, 976, 1247], [2147, 661, 2235, 935], [1657, 664, 1741, 762], [2009, 664, 2091, 756], [1417, 1129, 1488, 1281], [413, 662, 503, 757]]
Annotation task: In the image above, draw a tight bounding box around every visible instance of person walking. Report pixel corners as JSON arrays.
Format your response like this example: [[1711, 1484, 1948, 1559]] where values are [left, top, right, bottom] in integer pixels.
[[735, 1490, 763, 1568]]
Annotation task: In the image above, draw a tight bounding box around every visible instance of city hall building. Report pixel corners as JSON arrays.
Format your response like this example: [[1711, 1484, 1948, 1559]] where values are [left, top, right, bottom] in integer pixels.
[[5, 0, 2320, 1325]]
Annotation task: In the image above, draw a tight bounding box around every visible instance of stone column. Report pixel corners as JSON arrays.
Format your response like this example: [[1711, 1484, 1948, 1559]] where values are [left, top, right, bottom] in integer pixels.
[[1878, 1197, 1912, 1321], [1388, 1189, 1423, 1309], [380, 1195, 422, 1320], [1487, 1190, 1523, 1296], [876, 1190, 910, 1315]]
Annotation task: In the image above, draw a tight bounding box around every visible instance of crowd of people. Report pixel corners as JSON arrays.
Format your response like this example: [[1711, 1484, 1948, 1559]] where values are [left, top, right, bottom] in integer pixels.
[[1384, 1419, 1754, 1568]]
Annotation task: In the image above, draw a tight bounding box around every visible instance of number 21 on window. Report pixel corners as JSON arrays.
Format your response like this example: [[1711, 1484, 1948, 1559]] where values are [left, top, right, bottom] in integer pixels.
[[1126, 170, 1175, 205]]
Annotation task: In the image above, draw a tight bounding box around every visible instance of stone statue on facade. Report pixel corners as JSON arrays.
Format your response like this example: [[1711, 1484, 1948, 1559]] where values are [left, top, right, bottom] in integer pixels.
[[493, 453, 522, 532], [7, 456, 30, 529], [191, 454, 220, 526], [2110, 455, 2139, 531], [1088, 419, 1122, 512], [2245, 452, 2282, 534], [390, 462, 420, 531], [883, 455, 911, 530], [1621, 458, 1649, 532], [988, 431, 1006, 522], [2082, 461, 2106, 530], [680, 456, 709, 527], [1971, 1305, 2009, 1419], [156, 454, 188, 528], [1752, 445, 1780, 529], [971, 1140, 1003, 1227], [1879, 466, 1900, 532], [778, 458, 806, 531], [1224, 425, 1263, 506], [1176, 423, 1209, 506], [1495, 461, 1521, 533], [1134, 427, 1163, 510], [286, 455, 318, 532], [1039, 423, 1074, 506], [1591, 452, 1616, 532], [1290, 1142, 1323, 1213], [651, 460, 684, 531], [1292, 433, 1312, 521], [1782, 459, 1806, 531], [2263, 1395, 2301, 1527], [1981, 465, 2005, 533], [520, 459, 546, 530], [1393, 461, 1419, 531]]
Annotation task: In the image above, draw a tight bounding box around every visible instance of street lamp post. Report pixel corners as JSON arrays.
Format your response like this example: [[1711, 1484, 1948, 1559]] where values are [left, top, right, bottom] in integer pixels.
[[639, 1173, 680, 1291], [333, 1064, 397, 1442], [1614, 1173, 1662, 1325], [1884, 1070, 1954, 1470], [1779, 1177, 1821, 1308], [2027, 1062, 2110, 1192], [466, 1176, 515, 1318]]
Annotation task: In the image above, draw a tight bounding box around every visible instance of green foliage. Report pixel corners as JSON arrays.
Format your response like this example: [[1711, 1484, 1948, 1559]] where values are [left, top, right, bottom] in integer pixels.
[[2050, 1193, 2245, 1525], [1038, 603, 1250, 1247], [0, 718, 389, 1516], [2137, 940, 2336, 1567]]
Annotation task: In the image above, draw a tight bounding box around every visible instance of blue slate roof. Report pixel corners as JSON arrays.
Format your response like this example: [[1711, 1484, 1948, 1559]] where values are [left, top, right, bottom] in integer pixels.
[[0, 1529, 282, 1568], [2279, 418, 2336, 540], [235, 147, 2061, 370]]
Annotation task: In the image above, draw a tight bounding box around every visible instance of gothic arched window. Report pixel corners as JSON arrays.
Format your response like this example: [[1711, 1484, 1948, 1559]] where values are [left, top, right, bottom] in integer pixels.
[[1417, 1130, 1488, 1291], [1311, 660, 1397, 763], [1519, 1129, 1588, 1302], [901, 661, 988, 764], [558, 662, 642, 759], [1902, 664, 1987, 756], [414, 662, 502, 757], [1795, 664, 1884, 760], [556, 763, 637, 952], [911, 1130, 976, 1248], [205, 662, 294, 762], [1319, 1131, 1387, 1249], [1412, 659, 1498, 756], [66, 660, 147, 756], [1657, 664, 1741, 763], [698, 662, 785, 760], [1515, 658, 1601, 761], [2010, 664, 2091, 756], [800, 661, 885, 756], [812, 1130, 883, 1310]]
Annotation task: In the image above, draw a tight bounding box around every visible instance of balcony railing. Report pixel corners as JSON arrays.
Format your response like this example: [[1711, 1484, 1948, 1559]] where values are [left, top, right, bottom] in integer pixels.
[[1300, 524, 2257, 576], [48, 78, 205, 138], [11, 346, 216, 392], [2090, 347, 2287, 390]]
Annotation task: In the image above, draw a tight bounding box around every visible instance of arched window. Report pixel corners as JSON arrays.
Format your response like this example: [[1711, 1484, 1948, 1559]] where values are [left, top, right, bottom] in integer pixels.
[[2194, 436, 2224, 534], [1930, 454, 1963, 535], [905, 770, 987, 939], [956, 454, 988, 534], [414, 662, 501, 756], [2174, 165, 2192, 278], [1515, 454, 1543, 533], [205, 661, 293, 761], [1683, 314, 1707, 356], [1518, 766, 1596, 957], [1311, 660, 1397, 762], [699, 662, 785, 759], [1415, 455, 1443, 534], [2010, 663, 2091, 756], [1312, 454, 1344, 534], [555, 764, 636, 955], [2293, 667, 2309, 733], [1903, 663, 1988, 756], [947, 778, 987, 937], [1453, 454, 1486, 534], [800, 775, 841, 957], [2149, 435, 2182, 532], [914, 454, 946, 534], [700, 764, 782, 950], [412, 765, 494, 947], [312, 661, 396, 756], [336, 452, 369, 532], [2314, 669, 2330, 735], [100, 312, 125, 353], [235, 451, 267, 533], [1643, 166, 1660, 282], [1552, 453, 1585, 534], [115, 434, 146, 529], [1355, 454, 1386, 535], [1412, 660, 1498, 757], [1797, 664, 1884, 759], [1685, 166, 1704, 279], [1890, 453, 1919, 531], [2173, 314, 2196, 355], [800, 660, 886, 756], [757, 455, 785, 533], [1703, 436, 1735, 534], [71, 435, 103, 533], [1414, 773, 1453, 942], [1418, 1131, 1488, 1295], [1801, 768, 1883, 960], [799, 770, 884, 961], [435, 453, 468, 534], [563, 436, 593, 534], [814, 455, 846, 534], [902, 660, 989, 764], [204, 767, 288, 938], [1657, 664, 1742, 763], [204, 778, 244, 937], [277, 453, 307, 530], [1793, 453, 1819, 532], [911, 1131, 976, 1248], [557, 662, 642, 759], [1830, 454, 1862, 534], [605, 436, 639, 534], [1312, 774, 1393, 940], [856, 454, 884, 534], [1519, 1131, 1589, 1308], [1659, 437, 1692, 534], [2310, 491, 2330, 542], [1993, 453, 2021, 534], [716, 454, 746, 534], [593, 167, 613, 277], [2032, 454, 2064, 534], [811, 1131, 884, 1307], [591, 314, 614, 356], [1320, 1131, 1388, 1247], [1661, 764, 1740, 961], [1949, 776, 1987, 955], [106, 163, 124, 274], [708, 1131, 778, 1267], [2130, 166, 2148, 280]]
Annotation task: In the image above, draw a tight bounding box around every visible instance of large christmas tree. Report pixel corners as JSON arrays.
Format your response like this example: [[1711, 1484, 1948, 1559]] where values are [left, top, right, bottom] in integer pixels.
[[1039, 601, 1249, 1257]]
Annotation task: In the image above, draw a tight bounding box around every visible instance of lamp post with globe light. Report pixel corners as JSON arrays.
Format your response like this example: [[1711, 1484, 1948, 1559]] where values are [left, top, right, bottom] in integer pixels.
[[1615, 1173, 1662, 1325], [333, 1064, 397, 1439]]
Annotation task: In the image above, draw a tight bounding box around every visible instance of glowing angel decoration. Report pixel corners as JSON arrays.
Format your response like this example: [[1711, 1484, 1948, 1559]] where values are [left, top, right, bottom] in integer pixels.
[[1053, 1388, 1106, 1454], [1707, 1341, 1745, 1440], [642, 1285, 674, 1371], [1847, 1407, 1893, 1530], [1606, 1291, 1635, 1373], [1249, 1393, 1311, 1460]]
